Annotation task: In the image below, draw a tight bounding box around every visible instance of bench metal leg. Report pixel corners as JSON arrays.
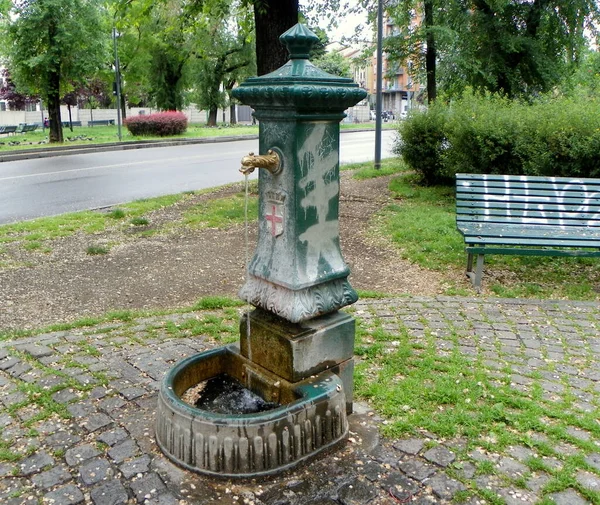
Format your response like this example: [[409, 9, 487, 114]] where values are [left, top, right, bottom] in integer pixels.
[[466, 252, 474, 275], [474, 254, 485, 289]]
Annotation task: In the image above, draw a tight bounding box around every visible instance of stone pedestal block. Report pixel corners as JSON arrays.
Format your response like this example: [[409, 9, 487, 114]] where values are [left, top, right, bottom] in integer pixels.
[[240, 308, 354, 381]]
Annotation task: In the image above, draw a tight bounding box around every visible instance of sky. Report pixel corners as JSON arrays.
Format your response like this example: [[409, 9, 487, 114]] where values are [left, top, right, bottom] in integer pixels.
[[299, 0, 372, 43]]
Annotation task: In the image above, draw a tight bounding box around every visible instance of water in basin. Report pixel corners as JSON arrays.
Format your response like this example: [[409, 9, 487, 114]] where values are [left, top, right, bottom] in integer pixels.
[[194, 373, 280, 414]]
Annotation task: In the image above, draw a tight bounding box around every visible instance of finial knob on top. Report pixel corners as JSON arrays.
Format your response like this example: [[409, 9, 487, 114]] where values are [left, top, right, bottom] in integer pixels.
[[279, 23, 320, 60]]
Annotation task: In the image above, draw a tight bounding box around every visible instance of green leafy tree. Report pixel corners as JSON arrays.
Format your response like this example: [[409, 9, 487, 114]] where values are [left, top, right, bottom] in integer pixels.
[[193, 3, 255, 125], [385, 0, 600, 100], [312, 51, 352, 78], [2, 0, 108, 142]]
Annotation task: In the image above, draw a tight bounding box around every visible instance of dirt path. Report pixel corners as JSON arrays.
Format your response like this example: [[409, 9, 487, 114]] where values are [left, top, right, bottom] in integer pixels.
[[0, 172, 451, 330]]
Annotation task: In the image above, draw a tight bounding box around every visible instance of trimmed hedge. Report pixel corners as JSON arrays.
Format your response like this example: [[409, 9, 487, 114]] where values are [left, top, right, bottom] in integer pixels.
[[123, 111, 188, 136], [395, 92, 600, 185]]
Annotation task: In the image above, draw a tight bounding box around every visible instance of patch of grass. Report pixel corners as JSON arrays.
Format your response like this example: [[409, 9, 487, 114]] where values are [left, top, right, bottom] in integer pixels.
[[356, 290, 395, 299], [23, 241, 42, 251], [130, 217, 149, 226], [184, 192, 258, 229], [342, 157, 408, 179], [108, 208, 126, 219], [192, 296, 243, 310], [86, 244, 109, 255]]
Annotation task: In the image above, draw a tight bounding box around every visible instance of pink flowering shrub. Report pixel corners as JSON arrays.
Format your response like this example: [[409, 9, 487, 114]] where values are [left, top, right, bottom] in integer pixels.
[[123, 111, 188, 136]]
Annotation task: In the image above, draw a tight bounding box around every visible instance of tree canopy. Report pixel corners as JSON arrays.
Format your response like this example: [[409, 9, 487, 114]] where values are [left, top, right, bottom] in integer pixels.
[[2, 0, 107, 142]]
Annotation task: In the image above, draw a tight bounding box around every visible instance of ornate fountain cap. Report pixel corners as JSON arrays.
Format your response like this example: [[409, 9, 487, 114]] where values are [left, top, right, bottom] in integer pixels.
[[279, 23, 320, 60], [232, 23, 367, 117]]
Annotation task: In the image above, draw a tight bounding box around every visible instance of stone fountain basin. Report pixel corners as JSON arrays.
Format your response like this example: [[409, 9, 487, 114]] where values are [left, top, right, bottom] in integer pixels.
[[155, 345, 348, 478]]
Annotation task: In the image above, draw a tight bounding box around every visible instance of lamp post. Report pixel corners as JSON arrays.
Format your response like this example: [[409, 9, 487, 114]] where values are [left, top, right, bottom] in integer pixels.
[[374, 0, 383, 170], [113, 27, 122, 142]]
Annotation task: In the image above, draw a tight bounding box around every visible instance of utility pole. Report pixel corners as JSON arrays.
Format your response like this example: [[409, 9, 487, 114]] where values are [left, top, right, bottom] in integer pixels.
[[113, 27, 123, 142], [374, 0, 383, 169]]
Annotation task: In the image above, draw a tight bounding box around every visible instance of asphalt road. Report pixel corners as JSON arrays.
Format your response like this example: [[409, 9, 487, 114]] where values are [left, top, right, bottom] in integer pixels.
[[0, 129, 397, 224]]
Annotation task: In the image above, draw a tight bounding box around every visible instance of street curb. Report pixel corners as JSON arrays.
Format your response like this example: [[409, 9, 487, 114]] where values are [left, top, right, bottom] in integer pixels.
[[0, 128, 380, 163], [0, 135, 259, 163]]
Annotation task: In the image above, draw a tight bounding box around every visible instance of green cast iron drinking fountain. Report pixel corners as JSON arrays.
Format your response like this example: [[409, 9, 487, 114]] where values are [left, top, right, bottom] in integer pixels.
[[155, 23, 367, 478]]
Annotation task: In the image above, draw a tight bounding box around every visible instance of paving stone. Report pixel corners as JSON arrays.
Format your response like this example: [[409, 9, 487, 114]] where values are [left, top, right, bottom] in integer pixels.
[[130, 472, 166, 503], [507, 445, 536, 462], [379, 471, 420, 502], [119, 454, 152, 479], [392, 438, 425, 455], [98, 396, 127, 414], [1, 391, 27, 407], [454, 461, 476, 480], [79, 457, 113, 485], [83, 413, 113, 432], [89, 386, 109, 400], [575, 469, 600, 492], [0, 357, 19, 371], [359, 460, 383, 482], [566, 426, 591, 441], [44, 431, 82, 450], [7, 361, 32, 377], [398, 458, 436, 481], [90, 480, 130, 505], [19, 451, 54, 476], [108, 439, 140, 464], [0, 462, 13, 478], [142, 492, 179, 505], [14, 344, 53, 358], [65, 443, 102, 466], [585, 453, 600, 471], [45, 483, 85, 505], [337, 479, 379, 505], [423, 446, 456, 467], [0, 413, 12, 427], [496, 487, 538, 504], [427, 474, 467, 500], [98, 428, 129, 447], [67, 401, 95, 418], [497, 456, 528, 478], [31, 465, 72, 489], [548, 488, 590, 505], [118, 386, 146, 401], [52, 389, 79, 404], [527, 473, 551, 493]]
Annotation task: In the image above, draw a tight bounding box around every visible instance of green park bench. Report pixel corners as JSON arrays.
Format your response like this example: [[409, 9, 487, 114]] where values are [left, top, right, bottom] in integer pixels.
[[0, 125, 18, 135], [88, 119, 114, 126], [15, 123, 38, 134], [456, 173, 600, 288]]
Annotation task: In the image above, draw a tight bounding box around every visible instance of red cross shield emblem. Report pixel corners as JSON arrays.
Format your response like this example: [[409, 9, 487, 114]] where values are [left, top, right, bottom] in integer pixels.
[[265, 202, 284, 237]]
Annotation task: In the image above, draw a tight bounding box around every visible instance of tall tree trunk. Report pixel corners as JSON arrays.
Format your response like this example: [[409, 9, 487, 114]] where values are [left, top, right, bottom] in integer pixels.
[[230, 103, 237, 125], [47, 19, 63, 143], [47, 70, 63, 143], [207, 107, 218, 126], [121, 93, 127, 120], [254, 0, 298, 75], [424, 0, 436, 103]]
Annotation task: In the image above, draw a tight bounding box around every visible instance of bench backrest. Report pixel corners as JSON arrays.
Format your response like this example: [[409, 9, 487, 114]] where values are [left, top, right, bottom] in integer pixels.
[[456, 173, 600, 229]]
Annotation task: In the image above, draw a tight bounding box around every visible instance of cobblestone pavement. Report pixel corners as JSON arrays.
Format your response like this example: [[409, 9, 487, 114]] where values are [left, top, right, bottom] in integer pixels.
[[0, 296, 599, 505]]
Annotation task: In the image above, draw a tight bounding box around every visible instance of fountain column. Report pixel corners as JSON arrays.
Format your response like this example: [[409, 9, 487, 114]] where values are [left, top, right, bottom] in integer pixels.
[[233, 24, 366, 413]]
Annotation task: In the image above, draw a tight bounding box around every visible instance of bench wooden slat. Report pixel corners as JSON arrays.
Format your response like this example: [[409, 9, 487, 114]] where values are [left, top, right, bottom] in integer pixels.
[[457, 207, 600, 221], [459, 223, 600, 241], [458, 173, 600, 186], [465, 246, 600, 257], [456, 192, 600, 206], [456, 180, 600, 194]]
